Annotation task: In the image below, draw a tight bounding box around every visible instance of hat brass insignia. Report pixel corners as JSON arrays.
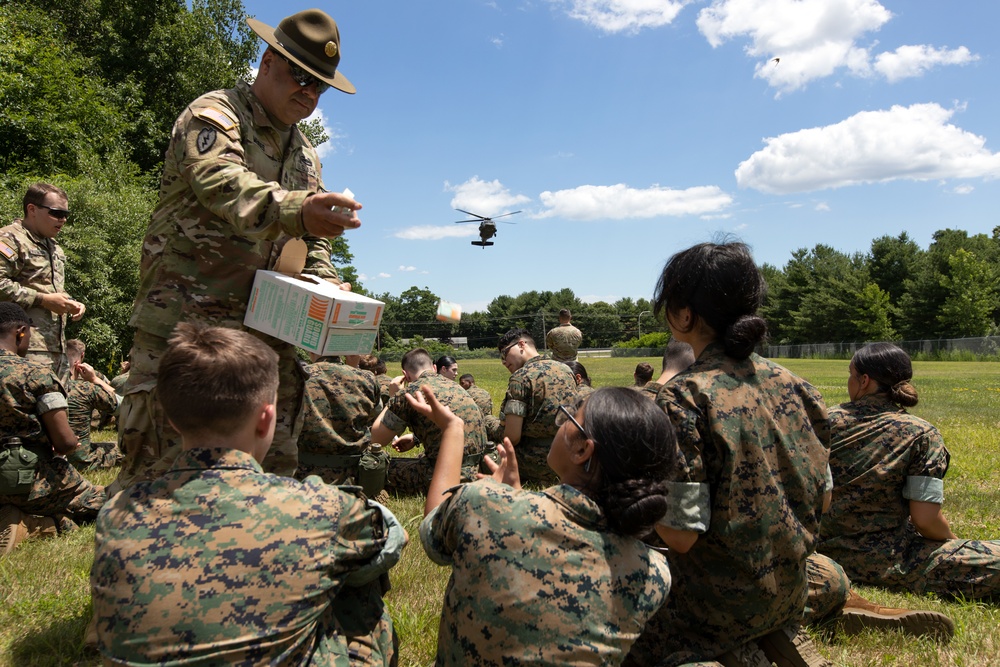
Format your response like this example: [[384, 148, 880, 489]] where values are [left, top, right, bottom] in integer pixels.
[[325, 41, 338, 58]]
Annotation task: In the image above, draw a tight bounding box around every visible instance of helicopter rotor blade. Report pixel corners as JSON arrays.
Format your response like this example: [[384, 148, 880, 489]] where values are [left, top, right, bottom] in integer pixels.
[[490, 210, 522, 220], [453, 219, 481, 224], [454, 208, 488, 220]]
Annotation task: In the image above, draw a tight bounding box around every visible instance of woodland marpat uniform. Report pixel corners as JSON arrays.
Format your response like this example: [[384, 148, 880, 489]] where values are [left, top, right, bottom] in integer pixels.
[[0, 222, 68, 363], [91, 447, 402, 666], [0, 350, 105, 531], [465, 383, 493, 418], [296, 359, 382, 485], [421, 480, 671, 666], [488, 355, 577, 484], [381, 372, 488, 495], [118, 79, 342, 488], [66, 378, 122, 471], [820, 394, 1000, 597], [627, 344, 831, 666]]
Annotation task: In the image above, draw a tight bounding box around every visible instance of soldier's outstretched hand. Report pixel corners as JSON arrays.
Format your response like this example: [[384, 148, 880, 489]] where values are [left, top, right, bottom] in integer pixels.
[[302, 191, 362, 239], [480, 438, 521, 490]]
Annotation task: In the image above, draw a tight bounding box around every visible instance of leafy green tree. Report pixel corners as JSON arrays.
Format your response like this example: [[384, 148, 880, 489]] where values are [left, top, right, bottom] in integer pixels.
[[0, 3, 128, 175], [852, 282, 898, 342], [937, 249, 997, 337]]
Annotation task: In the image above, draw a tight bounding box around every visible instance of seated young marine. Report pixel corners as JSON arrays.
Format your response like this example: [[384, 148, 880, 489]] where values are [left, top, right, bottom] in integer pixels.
[[90, 323, 406, 666], [418, 385, 677, 666]]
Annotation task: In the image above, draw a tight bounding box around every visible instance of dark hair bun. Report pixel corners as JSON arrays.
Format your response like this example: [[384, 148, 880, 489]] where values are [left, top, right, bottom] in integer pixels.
[[723, 314, 768, 360], [598, 479, 670, 537]]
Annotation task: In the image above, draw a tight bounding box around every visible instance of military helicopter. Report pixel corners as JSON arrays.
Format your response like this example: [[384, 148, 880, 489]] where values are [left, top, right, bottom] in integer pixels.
[[454, 208, 522, 248]]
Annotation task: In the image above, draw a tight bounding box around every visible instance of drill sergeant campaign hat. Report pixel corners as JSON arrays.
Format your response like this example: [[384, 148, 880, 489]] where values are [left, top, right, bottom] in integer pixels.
[[247, 9, 355, 94]]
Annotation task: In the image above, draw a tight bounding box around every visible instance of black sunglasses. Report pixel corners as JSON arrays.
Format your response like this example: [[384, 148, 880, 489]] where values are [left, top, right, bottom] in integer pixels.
[[36, 204, 70, 220], [555, 404, 589, 440], [275, 52, 331, 95]]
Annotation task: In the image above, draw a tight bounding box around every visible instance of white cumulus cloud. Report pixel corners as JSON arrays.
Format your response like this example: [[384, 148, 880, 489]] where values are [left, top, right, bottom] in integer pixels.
[[697, 0, 891, 93], [398, 265, 417, 272], [695, 0, 976, 93], [444, 176, 531, 217], [952, 185, 974, 195], [873, 45, 978, 83], [554, 0, 692, 33], [536, 183, 732, 219], [735, 103, 1000, 194]]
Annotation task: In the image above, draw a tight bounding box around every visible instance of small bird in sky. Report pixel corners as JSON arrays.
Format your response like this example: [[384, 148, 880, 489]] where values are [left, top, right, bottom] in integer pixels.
[[771, 57, 780, 66]]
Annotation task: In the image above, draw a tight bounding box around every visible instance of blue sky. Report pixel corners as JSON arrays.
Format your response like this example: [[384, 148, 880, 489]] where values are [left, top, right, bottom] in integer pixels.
[[244, 0, 1000, 313]]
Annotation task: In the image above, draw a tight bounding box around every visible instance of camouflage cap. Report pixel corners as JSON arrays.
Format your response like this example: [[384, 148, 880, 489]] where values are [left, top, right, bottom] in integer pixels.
[[248, 9, 355, 94]]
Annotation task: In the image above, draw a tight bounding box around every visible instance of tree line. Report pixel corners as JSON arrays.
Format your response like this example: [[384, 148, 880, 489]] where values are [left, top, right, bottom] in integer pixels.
[[3, 1, 996, 372]]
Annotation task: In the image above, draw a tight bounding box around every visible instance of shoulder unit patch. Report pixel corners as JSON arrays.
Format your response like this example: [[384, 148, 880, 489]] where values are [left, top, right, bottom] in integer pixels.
[[0, 240, 15, 260]]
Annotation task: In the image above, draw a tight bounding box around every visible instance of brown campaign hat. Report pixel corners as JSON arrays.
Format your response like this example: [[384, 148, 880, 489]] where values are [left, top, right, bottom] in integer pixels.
[[248, 9, 355, 94]]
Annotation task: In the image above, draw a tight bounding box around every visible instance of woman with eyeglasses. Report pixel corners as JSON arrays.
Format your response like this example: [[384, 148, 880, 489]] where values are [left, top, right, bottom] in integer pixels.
[[410, 384, 678, 666], [818, 342, 1000, 598]]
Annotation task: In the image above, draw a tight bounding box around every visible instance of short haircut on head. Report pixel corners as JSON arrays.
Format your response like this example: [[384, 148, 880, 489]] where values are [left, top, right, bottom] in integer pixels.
[[66, 338, 86, 356], [559, 309, 571, 319], [634, 362, 654, 384], [497, 328, 534, 352], [0, 302, 31, 335], [358, 354, 387, 375], [23, 182, 67, 216], [662, 340, 696, 373], [400, 348, 434, 374], [158, 323, 279, 437], [459, 373, 475, 384]]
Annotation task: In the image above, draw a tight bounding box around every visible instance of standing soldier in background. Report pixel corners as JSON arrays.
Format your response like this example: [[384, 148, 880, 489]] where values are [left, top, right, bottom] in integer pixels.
[[0, 183, 86, 382], [545, 308, 583, 363], [113, 9, 363, 494]]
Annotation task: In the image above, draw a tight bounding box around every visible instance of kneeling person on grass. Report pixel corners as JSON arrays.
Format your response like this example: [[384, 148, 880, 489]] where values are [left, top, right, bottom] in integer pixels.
[[371, 348, 489, 496], [90, 323, 406, 666]]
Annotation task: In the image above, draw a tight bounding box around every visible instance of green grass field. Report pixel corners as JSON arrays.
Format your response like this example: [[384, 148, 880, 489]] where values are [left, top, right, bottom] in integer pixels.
[[2, 357, 999, 666]]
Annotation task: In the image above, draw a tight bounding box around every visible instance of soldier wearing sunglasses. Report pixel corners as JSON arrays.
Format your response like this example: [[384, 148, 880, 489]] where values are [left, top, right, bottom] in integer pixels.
[[0, 182, 86, 381], [115, 10, 365, 494]]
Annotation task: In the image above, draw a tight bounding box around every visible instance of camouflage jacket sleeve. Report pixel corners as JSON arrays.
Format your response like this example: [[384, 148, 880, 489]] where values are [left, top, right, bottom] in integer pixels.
[[175, 90, 312, 242], [300, 235, 340, 283], [0, 226, 41, 308]]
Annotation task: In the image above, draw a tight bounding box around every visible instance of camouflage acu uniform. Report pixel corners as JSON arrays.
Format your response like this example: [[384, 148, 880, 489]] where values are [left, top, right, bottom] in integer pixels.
[[296, 359, 382, 485], [381, 372, 488, 495], [109, 372, 129, 396], [117, 80, 341, 489], [490, 356, 577, 486], [66, 379, 123, 471], [0, 221, 70, 377], [0, 350, 105, 532], [465, 384, 493, 418], [91, 447, 403, 666], [627, 344, 833, 666], [819, 394, 1000, 598], [420, 479, 671, 666], [545, 323, 583, 363]]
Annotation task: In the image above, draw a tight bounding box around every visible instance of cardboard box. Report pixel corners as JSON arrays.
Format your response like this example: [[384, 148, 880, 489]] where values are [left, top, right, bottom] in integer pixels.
[[244, 270, 383, 356]]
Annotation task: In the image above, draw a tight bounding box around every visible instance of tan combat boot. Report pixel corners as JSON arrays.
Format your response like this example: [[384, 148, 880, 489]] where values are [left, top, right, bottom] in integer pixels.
[[758, 626, 833, 667], [837, 590, 955, 641], [0, 505, 58, 555]]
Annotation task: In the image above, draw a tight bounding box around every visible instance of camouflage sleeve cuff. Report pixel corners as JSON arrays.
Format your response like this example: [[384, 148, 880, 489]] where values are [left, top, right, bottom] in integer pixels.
[[503, 399, 527, 418], [37, 391, 68, 414], [824, 463, 834, 493], [280, 190, 314, 238], [658, 481, 711, 533], [903, 475, 944, 504], [380, 409, 406, 434], [419, 502, 453, 567], [343, 501, 409, 587]]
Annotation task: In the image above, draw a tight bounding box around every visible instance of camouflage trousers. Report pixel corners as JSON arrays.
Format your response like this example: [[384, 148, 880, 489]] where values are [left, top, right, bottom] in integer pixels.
[[0, 456, 106, 533], [385, 454, 487, 497], [836, 537, 1000, 600], [113, 329, 305, 492], [330, 582, 398, 667], [804, 553, 851, 625], [68, 440, 123, 472], [515, 436, 558, 487]]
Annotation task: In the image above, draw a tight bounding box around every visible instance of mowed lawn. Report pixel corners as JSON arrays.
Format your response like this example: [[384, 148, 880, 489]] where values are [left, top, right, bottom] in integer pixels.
[[2, 357, 999, 666]]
